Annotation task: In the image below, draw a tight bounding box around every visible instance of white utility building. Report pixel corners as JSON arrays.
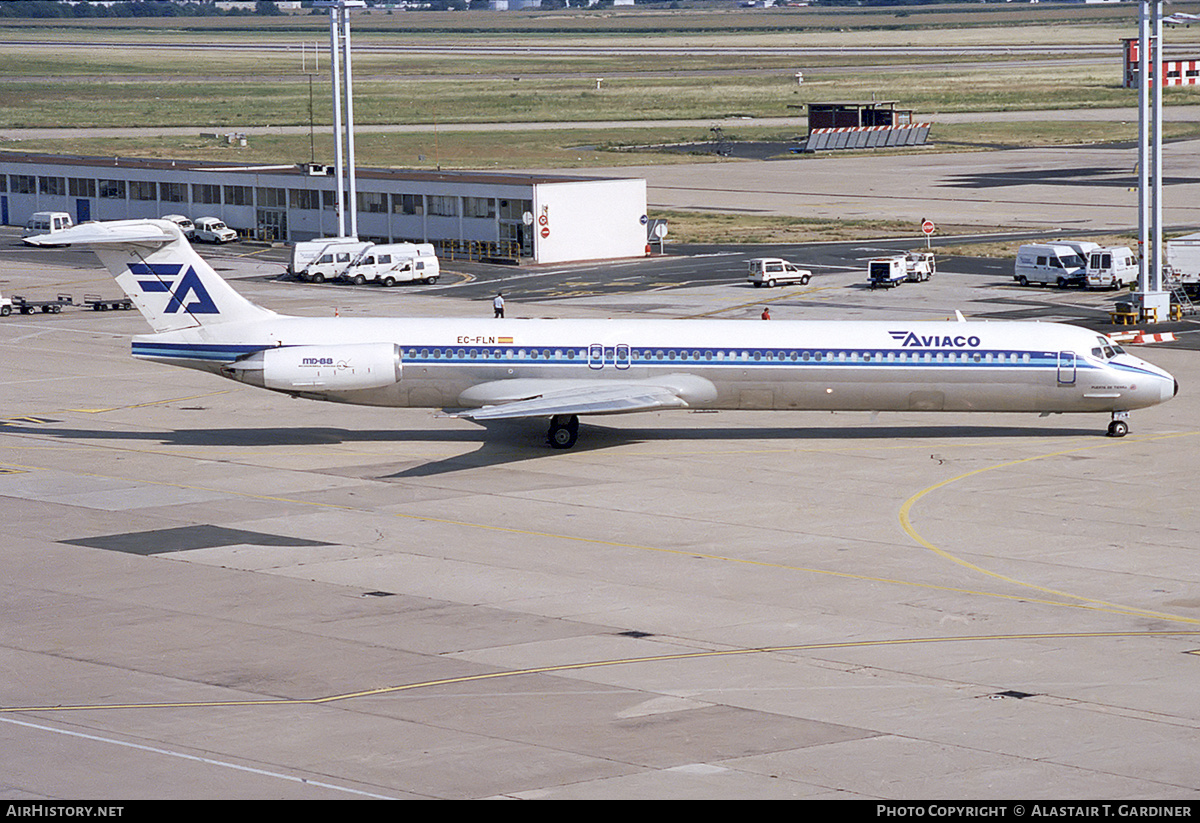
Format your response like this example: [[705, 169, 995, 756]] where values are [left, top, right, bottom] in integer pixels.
[[0, 153, 649, 265]]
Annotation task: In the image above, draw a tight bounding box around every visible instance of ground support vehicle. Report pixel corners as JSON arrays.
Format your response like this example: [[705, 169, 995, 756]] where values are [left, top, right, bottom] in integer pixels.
[[21, 212, 73, 245], [83, 293, 134, 311], [294, 240, 440, 286], [341, 245, 441, 286], [193, 217, 237, 244], [289, 238, 371, 282], [10, 294, 73, 314], [1014, 243, 1092, 288], [1084, 247, 1137, 290], [0, 293, 11, 317], [903, 251, 936, 282], [161, 215, 195, 240], [867, 252, 936, 289], [747, 258, 812, 288], [868, 257, 908, 289]]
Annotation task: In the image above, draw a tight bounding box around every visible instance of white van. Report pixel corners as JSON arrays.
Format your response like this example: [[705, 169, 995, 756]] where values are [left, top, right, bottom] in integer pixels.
[[1013, 243, 1090, 288], [21, 212, 74, 245], [1085, 246, 1137, 290], [747, 257, 811, 287], [193, 216, 237, 244], [341, 243, 441, 286], [290, 237, 372, 282], [162, 214, 195, 239]]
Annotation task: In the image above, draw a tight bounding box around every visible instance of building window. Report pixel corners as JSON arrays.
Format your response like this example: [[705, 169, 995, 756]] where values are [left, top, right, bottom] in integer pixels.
[[463, 197, 495, 219], [129, 180, 157, 201], [68, 178, 96, 198], [322, 190, 343, 210], [392, 193, 423, 215], [427, 195, 458, 217], [11, 175, 35, 194], [99, 179, 126, 199], [159, 182, 187, 203], [499, 198, 532, 220], [256, 187, 286, 209], [193, 183, 221, 205], [39, 176, 66, 196], [358, 191, 387, 213], [289, 189, 320, 210], [0, 175, 6, 193], [223, 185, 252, 206]]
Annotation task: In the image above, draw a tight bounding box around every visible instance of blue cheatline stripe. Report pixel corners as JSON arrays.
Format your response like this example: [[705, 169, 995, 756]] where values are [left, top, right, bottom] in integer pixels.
[[131, 342, 1109, 372]]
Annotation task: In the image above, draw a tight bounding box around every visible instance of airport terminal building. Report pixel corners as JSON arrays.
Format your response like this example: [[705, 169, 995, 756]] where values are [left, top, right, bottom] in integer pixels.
[[0, 153, 649, 264]]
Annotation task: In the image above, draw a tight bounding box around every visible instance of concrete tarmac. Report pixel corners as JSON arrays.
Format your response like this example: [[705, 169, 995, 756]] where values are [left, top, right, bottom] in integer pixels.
[[1, 249, 1198, 799]]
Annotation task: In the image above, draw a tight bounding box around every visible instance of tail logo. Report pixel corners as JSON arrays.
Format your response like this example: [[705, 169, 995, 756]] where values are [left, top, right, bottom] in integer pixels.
[[130, 263, 219, 314]]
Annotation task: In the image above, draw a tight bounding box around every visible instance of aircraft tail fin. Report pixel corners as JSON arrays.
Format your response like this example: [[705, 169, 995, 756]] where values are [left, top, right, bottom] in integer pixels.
[[26, 219, 275, 333]]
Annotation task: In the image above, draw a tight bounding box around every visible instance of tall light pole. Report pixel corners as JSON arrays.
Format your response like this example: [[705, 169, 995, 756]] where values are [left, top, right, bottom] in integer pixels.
[[316, 0, 364, 239], [1138, 0, 1169, 321]]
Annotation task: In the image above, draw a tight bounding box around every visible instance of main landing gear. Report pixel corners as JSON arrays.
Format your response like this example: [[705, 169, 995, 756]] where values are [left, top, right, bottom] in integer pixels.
[[547, 414, 579, 449], [1107, 412, 1130, 438]]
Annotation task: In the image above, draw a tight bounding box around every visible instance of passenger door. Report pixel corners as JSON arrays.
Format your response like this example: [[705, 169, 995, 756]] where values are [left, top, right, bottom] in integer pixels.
[[1057, 351, 1077, 385]]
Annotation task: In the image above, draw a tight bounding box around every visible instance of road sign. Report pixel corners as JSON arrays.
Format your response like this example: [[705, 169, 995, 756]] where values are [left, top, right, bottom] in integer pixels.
[[921, 220, 935, 235]]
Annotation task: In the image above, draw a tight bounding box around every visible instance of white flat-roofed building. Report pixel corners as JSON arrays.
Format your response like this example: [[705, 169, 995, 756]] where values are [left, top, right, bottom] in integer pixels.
[[0, 153, 648, 265]]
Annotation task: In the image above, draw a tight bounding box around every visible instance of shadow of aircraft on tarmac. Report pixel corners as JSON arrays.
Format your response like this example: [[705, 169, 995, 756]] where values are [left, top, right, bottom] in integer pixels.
[[2, 417, 1102, 478]]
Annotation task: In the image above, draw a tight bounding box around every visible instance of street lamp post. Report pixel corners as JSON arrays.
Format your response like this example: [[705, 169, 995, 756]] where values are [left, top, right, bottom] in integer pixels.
[[316, 0, 365, 240]]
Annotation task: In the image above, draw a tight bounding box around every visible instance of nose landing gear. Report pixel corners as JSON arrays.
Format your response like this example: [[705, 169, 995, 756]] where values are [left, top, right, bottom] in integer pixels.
[[1107, 412, 1130, 438]]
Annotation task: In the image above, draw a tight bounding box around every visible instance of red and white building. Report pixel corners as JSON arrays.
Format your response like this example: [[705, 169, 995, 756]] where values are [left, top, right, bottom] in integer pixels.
[[1122, 38, 1200, 87]]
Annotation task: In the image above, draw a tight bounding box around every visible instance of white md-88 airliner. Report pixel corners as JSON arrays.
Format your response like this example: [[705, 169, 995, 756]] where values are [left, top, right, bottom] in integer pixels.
[[30, 219, 1177, 448]]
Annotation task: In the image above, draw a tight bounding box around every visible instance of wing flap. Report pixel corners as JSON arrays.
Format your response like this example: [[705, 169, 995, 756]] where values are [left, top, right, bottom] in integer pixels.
[[452, 383, 690, 421]]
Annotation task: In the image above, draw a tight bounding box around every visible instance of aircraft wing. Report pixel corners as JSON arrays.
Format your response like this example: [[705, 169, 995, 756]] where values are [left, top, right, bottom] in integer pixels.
[[450, 377, 712, 421]]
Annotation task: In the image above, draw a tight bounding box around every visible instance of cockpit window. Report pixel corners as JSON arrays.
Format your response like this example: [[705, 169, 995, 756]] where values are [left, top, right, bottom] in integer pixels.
[[1092, 337, 1124, 360]]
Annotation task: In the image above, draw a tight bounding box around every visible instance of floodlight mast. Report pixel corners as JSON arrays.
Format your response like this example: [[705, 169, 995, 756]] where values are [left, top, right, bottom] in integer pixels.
[[1138, 0, 1169, 321], [315, 0, 365, 239]]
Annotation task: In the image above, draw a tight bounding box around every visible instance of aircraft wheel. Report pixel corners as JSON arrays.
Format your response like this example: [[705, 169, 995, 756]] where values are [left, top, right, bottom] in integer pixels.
[[547, 415, 579, 450], [1107, 420, 1129, 438]]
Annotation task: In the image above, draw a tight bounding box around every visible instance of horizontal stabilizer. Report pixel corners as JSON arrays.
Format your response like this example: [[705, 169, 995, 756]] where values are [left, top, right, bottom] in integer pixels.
[[24, 220, 175, 247]]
